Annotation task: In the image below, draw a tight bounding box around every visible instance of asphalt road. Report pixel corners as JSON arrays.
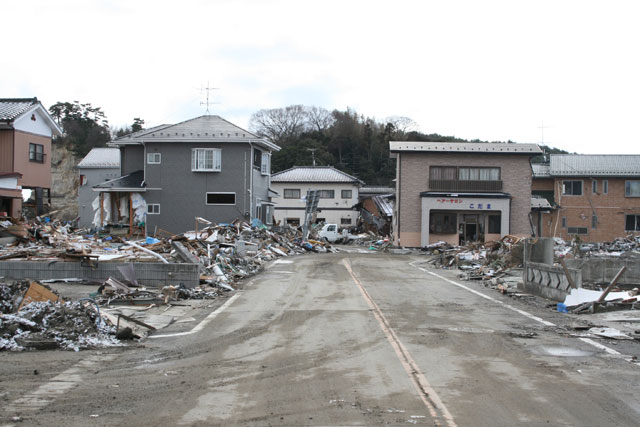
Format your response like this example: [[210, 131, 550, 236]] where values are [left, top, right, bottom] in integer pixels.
[[1, 252, 640, 426]]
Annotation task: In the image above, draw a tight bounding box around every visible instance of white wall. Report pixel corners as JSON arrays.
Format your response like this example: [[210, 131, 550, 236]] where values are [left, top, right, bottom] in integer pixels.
[[272, 182, 359, 227]]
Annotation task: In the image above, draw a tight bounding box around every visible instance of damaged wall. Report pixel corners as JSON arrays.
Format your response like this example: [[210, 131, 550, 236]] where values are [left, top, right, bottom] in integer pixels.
[[51, 142, 80, 220], [0, 261, 200, 288]]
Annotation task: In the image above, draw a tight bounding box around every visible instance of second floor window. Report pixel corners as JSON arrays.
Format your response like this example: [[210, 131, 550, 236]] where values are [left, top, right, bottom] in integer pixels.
[[261, 152, 270, 175], [625, 180, 640, 197], [147, 153, 161, 164], [562, 180, 583, 196], [284, 189, 300, 199], [341, 189, 352, 199], [29, 143, 44, 163], [192, 148, 221, 172], [318, 190, 335, 199], [430, 166, 500, 181]]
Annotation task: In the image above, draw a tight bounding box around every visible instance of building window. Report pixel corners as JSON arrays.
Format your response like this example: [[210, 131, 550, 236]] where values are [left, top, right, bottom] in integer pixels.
[[341, 189, 352, 199], [147, 153, 161, 164], [192, 148, 221, 172], [603, 180, 608, 194], [592, 180, 597, 194], [286, 218, 300, 226], [147, 204, 160, 214], [253, 149, 262, 168], [592, 214, 597, 229], [29, 143, 44, 163], [206, 192, 235, 205], [625, 181, 640, 197], [430, 166, 457, 180], [341, 217, 352, 225], [562, 216, 567, 228], [284, 189, 301, 199], [562, 180, 583, 196], [458, 167, 500, 181], [429, 212, 457, 234], [261, 152, 270, 175], [318, 190, 335, 199], [488, 214, 501, 234], [79, 175, 87, 186], [625, 215, 640, 231], [567, 227, 588, 235]]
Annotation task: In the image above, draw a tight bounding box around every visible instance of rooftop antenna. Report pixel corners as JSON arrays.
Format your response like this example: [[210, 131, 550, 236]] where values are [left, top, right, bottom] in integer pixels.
[[199, 81, 220, 114], [307, 148, 318, 166], [538, 120, 552, 145]]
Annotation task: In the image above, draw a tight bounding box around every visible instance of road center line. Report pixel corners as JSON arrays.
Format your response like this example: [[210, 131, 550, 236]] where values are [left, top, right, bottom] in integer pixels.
[[409, 261, 640, 366], [342, 259, 457, 427], [150, 292, 242, 339]]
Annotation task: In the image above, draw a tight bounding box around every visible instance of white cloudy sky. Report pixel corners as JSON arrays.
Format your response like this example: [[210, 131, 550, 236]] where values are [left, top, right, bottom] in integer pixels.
[[3, 0, 639, 154]]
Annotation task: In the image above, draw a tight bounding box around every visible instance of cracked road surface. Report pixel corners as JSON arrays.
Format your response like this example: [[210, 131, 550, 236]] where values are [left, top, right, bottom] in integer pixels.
[[2, 253, 640, 426]]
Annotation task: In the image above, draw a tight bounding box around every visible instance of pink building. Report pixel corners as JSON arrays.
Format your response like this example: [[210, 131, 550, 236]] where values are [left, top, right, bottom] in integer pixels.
[[0, 98, 62, 217]]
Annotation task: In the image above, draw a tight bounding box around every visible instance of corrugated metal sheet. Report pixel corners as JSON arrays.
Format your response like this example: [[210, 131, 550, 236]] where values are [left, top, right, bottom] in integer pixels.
[[532, 163, 551, 178], [271, 166, 363, 183], [373, 194, 394, 217], [550, 155, 640, 176], [78, 148, 121, 168], [390, 141, 542, 154]]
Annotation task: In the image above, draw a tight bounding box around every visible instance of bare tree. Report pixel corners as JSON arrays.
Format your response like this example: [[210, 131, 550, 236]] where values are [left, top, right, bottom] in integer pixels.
[[249, 105, 308, 146], [384, 116, 418, 140], [306, 106, 334, 133]]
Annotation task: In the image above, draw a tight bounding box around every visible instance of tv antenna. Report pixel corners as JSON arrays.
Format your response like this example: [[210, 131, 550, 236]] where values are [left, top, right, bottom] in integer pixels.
[[199, 82, 220, 114], [538, 120, 552, 145], [307, 148, 318, 166]]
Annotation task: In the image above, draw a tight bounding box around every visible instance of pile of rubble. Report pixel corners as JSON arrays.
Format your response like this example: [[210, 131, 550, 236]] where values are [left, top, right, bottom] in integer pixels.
[[423, 235, 525, 281], [554, 235, 640, 258], [0, 280, 119, 351]]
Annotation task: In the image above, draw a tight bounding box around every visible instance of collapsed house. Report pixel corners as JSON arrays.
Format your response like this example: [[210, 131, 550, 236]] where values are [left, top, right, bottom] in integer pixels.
[[357, 186, 395, 236]]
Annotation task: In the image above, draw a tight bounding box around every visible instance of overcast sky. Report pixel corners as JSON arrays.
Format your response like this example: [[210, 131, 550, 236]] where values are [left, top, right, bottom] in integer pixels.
[[3, 0, 639, 154]]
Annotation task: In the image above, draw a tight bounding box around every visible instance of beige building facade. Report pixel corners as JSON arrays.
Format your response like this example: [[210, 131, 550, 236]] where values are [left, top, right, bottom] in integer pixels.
[[391, 141, 541, 247]]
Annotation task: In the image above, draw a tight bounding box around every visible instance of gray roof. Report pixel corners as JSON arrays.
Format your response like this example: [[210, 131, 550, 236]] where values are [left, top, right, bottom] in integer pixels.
[[390, 141, 542, 154], [271, 166, 363, 184], [532, 163, 551, 178], [111, 115, 280, 152], [0, 98, 62, 135], [77, 147, 120, 168], [0, 98, 38, 121], [550, 155, 640, 177]]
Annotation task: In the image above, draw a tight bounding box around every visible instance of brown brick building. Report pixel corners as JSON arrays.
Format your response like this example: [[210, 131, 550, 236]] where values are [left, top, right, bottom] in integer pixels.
[[391, 141, 542, 247], [532, 155, 640, 242]]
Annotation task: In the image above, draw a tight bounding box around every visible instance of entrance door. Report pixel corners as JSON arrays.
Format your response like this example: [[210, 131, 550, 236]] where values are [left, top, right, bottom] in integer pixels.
[[464, 222, 478, 242]]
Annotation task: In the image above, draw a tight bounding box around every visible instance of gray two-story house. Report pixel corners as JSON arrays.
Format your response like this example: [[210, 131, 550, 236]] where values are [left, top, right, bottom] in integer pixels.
[[95, 115, 280, 235]]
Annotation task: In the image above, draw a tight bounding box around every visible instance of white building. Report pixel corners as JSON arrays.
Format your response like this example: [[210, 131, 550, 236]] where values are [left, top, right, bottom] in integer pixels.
[[271, 166, 363, 227]]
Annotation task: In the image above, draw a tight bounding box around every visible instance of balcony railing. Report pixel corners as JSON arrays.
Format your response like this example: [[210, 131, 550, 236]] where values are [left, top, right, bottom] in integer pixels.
[[429, 179, 503, 192]]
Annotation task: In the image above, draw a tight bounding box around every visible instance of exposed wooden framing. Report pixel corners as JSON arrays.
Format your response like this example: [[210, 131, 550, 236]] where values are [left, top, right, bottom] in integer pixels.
[[99, 192, 104, 226], [129, 193, 133, 237], [597, 266, 627, 303]]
